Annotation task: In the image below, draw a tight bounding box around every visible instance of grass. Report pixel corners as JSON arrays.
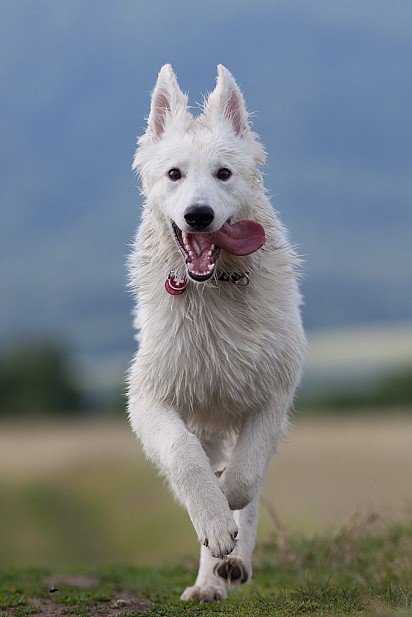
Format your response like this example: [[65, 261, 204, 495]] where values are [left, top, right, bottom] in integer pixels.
[[1, 514, 411, 616]]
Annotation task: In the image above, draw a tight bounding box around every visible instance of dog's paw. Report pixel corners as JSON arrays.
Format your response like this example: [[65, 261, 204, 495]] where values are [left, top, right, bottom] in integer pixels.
[[197, 512, 238, 559], [219, 467, 258, 511], [180, 584, 227, 602], [213, 556, 250, 584]]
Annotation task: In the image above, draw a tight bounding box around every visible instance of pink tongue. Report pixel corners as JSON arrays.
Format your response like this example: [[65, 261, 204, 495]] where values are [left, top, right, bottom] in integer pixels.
[[209, 220, 265, 256]]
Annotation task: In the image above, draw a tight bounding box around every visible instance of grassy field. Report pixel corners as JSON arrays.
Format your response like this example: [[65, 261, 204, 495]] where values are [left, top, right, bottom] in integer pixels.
[[1, 516, 411, 616], [0, 413, 411, 615]]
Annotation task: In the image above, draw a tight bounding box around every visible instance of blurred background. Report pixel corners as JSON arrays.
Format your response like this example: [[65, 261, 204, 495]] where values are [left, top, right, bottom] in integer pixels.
[[0, 0, 411, 568]]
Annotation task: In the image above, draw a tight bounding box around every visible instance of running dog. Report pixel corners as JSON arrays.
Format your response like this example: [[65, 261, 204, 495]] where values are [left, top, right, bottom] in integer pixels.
[[128, 64, 305, 601]]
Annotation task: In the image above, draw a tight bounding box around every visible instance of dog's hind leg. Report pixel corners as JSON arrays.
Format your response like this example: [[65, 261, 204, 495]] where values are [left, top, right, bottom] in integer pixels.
[[181, 545, 227, 601]]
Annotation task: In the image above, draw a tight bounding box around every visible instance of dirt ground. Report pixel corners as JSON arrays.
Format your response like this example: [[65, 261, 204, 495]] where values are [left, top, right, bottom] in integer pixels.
[[262, 412, 412, 530]]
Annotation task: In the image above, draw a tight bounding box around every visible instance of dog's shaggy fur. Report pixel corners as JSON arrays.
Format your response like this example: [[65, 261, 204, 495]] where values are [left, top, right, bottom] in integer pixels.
[[127, 64, 305, 601]]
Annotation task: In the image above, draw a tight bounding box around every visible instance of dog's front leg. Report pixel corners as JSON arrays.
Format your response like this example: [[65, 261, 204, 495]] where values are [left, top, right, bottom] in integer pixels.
[[128, 394, 238, 558], [219, 395, 290, 511]]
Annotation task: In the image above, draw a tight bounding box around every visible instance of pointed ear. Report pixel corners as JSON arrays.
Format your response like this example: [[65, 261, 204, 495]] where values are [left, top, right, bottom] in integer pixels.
[[146, 64, 188, 140], [204, 65, 249, 136]]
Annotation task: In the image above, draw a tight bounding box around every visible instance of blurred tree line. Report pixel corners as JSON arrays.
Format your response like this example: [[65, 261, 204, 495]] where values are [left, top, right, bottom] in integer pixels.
[[298, 368, 412, 411], [0, 341, 82, 415]]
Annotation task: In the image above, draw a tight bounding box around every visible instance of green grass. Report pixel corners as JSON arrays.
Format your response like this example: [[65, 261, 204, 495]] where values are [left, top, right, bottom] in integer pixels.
[[1, 515, 411, 616]]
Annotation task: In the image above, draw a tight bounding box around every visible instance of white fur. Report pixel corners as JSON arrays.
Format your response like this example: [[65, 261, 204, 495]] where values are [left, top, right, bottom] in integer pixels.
[[127, 64, 306, 601]]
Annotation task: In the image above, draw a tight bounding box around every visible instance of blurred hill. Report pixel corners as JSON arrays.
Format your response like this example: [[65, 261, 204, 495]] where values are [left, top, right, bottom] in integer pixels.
[[1, 1, 411, 390]]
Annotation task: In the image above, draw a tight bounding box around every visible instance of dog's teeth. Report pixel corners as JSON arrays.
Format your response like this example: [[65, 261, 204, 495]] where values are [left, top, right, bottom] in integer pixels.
[[185, 244, 190, 251], [189, 251, 193, 256], [208, 264, 214, 271], [207, 250, 212, 257]]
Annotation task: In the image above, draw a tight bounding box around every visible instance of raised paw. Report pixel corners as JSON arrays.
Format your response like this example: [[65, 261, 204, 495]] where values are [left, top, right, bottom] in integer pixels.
[[214, 556, 250, 584], [219, 467, 258, 511], [180, 584, 227, 602], [200, 515, 238, 559]]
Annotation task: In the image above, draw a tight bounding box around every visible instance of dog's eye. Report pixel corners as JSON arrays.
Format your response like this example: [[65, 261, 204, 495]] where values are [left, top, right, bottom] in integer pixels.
[[217, 168, 232, 181], [167, 168, 182, 181]]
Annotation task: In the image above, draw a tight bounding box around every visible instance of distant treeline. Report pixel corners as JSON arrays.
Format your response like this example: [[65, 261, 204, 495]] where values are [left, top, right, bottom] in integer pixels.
[[0, 341, 83, 415], [298, 368, 412, 411], [0, 340, 411, 416]]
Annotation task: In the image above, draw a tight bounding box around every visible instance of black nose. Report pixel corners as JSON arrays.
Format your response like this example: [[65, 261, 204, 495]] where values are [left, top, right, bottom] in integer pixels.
[[184, 205, 214, 229]]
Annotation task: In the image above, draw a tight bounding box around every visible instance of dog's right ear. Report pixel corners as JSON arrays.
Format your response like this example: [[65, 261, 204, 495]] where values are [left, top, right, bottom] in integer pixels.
[[145, 64, 189, 141]]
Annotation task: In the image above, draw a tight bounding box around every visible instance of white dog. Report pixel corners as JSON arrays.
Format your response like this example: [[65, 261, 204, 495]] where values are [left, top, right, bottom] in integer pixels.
[[127, 64, 305, 602]]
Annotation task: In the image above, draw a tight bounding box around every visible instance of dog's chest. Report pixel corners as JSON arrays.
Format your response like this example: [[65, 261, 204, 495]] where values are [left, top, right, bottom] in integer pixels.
[[138, 283, 274, 430]]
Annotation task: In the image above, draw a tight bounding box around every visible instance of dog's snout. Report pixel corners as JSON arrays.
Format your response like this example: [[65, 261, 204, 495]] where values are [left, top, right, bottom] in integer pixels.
[[184, 205, 214, 229]]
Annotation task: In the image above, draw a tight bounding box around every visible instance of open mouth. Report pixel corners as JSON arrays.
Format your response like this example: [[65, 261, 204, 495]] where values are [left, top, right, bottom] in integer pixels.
[[172, 221, 220, 282], [171, 218, 266, 284]]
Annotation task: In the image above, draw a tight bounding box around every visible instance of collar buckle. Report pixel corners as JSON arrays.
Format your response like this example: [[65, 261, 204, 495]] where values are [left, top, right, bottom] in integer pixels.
[[217, 271, 250, 286], [233, 272, 250, 286]]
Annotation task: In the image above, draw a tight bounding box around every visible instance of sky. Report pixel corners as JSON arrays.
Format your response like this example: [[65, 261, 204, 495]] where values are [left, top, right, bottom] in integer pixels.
[[0, 0, 411, 388]]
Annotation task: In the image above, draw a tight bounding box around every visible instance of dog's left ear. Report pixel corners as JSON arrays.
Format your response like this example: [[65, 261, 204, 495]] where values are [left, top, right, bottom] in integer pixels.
[[204, 65, 249, 137]]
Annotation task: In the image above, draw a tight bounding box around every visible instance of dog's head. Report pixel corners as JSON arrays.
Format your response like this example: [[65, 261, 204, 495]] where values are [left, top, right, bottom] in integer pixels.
[[133, 64, 266, 282]]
